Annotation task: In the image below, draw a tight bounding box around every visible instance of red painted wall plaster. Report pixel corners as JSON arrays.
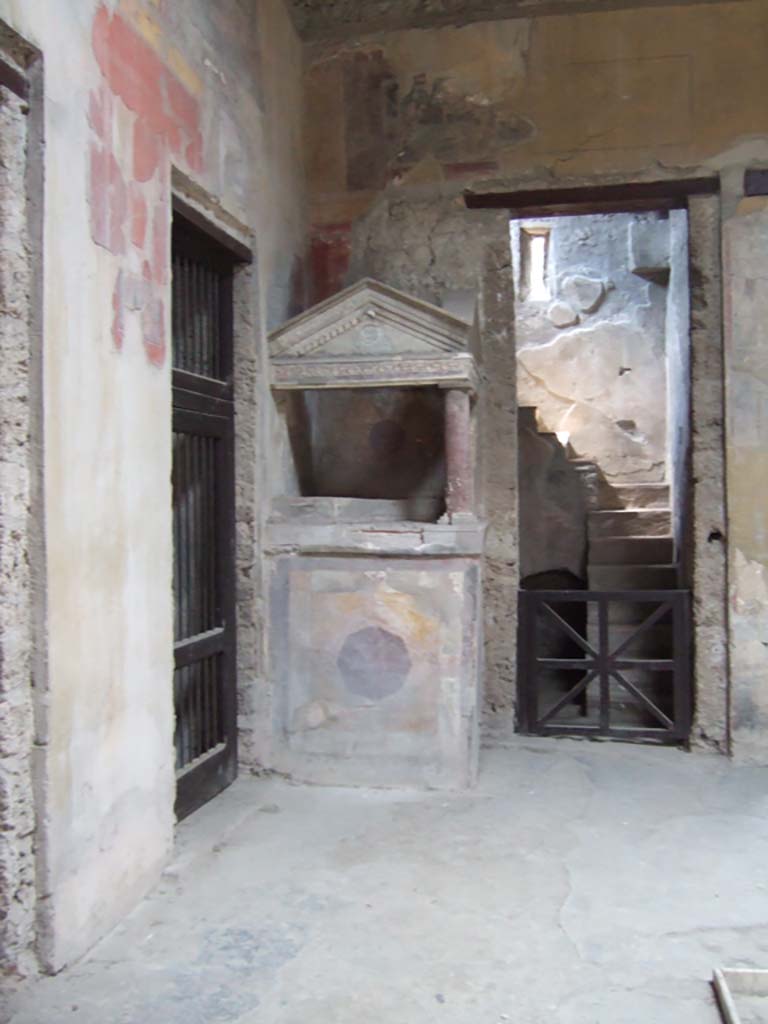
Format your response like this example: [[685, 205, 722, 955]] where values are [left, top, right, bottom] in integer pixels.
[[310, 223, 352, 305], [89, 5, 204, 367]]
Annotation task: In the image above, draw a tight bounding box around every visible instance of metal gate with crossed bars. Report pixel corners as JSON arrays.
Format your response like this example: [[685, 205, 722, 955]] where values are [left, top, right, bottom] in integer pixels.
[[518, 589, 691, 742]]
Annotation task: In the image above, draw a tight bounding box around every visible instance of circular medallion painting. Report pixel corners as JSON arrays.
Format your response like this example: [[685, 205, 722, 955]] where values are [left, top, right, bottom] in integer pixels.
[[337, 626, 412, 700]]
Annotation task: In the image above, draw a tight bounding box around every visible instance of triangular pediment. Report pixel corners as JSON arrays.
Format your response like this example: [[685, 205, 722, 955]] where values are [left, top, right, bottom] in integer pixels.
[[269, 278, 470, 360]]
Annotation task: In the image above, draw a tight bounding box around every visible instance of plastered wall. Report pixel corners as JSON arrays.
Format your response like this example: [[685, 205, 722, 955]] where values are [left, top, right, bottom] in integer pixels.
[[512, 212, 673, 485], [306, 0, 768, 242], [0, 0, 306, 974], [304, 0, 768, 744]]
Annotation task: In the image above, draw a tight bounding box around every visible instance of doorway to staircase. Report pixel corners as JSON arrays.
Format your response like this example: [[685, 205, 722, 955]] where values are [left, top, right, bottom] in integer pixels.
[[513, 200, 695, 741]]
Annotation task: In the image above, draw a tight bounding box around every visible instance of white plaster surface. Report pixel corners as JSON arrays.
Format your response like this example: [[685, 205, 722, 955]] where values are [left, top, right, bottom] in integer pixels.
[[4, 737, 768, 1023], [513, 212, 671, 483]]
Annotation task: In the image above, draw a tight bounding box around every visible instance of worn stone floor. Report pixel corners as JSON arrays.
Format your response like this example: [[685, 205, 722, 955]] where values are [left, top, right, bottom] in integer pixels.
[[5, 734, 768, 1024]]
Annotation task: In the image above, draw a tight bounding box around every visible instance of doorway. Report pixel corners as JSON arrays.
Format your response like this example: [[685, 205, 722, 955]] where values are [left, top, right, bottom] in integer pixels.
[[171, 212, 238, 819], [512, 206, 693, 739]]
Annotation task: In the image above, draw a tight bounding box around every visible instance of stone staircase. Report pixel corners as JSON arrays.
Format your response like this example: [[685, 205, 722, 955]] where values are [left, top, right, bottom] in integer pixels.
[[588, 490, 677, 591], [518, 406, 680, 727], [586, 482, 679, 724]]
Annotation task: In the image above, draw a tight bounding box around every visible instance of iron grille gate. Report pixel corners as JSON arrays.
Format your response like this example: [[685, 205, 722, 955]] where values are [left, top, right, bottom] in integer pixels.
[[518, 590, 691, 742], [172, 215, 238, 820]]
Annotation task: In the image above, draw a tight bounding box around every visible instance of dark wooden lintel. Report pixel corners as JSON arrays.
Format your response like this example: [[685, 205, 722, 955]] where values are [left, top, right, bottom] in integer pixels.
[[465, 178, 720, 217], [172, 194, 253, 264]]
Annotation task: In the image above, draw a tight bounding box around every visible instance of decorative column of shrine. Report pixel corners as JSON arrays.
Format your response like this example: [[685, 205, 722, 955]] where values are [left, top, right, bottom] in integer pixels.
[[444, 387, 475, 520]]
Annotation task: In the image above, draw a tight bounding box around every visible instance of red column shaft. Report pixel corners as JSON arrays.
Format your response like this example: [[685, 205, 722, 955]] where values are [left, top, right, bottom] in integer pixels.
[[444, 388, 474, 517]]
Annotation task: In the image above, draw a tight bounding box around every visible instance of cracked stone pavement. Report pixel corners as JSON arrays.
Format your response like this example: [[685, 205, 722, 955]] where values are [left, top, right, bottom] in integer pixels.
[[5, 735, 768, 1023]]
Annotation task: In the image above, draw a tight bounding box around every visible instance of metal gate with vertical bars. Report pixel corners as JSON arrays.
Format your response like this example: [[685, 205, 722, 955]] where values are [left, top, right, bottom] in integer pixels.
[[518, 589, 691, 742], [172, 214, 238, 820]]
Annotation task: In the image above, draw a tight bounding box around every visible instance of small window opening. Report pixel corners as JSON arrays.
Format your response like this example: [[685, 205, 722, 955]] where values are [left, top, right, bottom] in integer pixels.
[[521, 228, 551, 301]]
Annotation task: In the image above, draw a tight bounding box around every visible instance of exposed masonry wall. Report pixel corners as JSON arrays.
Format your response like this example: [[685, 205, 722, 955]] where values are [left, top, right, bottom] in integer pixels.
[[0, 0, 306, 975], [476, 232, 519, 708], [232, 258, 267, 772], [0, 83, 37, 981], [347, 195, 504, 316], [688, 195, 729, 754]]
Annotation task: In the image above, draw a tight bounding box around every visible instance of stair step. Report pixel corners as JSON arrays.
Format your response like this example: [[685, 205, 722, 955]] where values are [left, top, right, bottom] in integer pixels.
[[588, 597, 676, 626], [589, 564, 679, 590], [607, 624, 674, 657], [590, 535, 675, 565], [589, 508, 671, 540], [609, 483, 670, 509]]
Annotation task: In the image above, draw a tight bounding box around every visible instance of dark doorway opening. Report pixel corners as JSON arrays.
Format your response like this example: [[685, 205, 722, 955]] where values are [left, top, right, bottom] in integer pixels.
[[171, 212, 239, 820]]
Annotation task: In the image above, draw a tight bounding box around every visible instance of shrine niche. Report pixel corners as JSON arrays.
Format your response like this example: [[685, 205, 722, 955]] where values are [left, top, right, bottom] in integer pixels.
[[266, 279, 484, 789]]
